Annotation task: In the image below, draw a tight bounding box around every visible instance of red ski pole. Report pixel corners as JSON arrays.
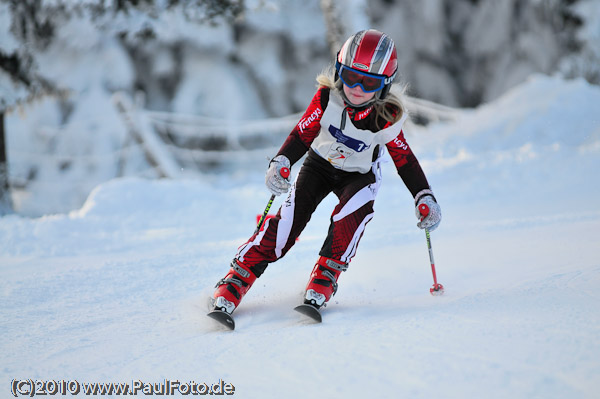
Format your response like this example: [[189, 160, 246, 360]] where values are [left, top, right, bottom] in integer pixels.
[[418, 203, 444, 295], [255, 166, 290, 235]]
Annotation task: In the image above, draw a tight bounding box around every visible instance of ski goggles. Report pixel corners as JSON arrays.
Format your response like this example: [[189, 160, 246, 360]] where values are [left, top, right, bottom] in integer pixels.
[[337, 64, 388, 93]]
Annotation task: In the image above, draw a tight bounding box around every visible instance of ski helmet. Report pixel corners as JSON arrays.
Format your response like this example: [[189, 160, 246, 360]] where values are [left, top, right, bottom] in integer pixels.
[[336, 29, 398, 100]]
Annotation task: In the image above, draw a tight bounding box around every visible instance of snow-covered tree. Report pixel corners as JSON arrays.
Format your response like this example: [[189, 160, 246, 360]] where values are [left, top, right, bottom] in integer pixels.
[[0, 0, 246, 215], [369, 0, 597, 106]]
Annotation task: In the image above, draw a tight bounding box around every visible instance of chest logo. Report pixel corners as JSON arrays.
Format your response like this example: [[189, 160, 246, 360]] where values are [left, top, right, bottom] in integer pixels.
[[328, 125, 371, 152]]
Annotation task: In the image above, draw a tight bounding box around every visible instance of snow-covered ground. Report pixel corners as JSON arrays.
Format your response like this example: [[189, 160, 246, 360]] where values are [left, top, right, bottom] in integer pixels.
[[1, 75, 599, 398]]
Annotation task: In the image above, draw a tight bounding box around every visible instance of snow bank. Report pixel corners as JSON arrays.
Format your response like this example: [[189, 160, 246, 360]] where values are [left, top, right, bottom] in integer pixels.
[[408, 75, 600, 215]]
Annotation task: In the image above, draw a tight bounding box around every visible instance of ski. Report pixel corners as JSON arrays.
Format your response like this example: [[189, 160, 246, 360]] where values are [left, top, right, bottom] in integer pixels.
[[294, 304, 322, 323], [207, 310, 235, 330]]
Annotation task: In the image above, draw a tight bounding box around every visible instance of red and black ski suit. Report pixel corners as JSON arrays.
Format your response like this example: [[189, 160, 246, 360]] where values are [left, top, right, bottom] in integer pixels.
[[236, 86, 430, 278]]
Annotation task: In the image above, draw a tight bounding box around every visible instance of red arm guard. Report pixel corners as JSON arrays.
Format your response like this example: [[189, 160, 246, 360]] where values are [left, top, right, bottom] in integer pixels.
[[276, 87, 329, 165], [386, 130, 430, 198]]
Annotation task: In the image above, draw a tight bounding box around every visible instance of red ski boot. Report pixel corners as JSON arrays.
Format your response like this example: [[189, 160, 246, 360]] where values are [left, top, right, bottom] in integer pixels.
[[211, 258, 257, 314], [302, 256, 348, 308]]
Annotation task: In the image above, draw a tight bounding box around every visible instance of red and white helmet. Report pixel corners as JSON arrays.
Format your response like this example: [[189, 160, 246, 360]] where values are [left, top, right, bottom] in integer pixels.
[[337, 29, 398, 79]]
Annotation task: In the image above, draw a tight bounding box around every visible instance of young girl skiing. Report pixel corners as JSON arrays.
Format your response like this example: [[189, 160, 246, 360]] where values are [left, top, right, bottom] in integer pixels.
[[209, 29, 441, 322]]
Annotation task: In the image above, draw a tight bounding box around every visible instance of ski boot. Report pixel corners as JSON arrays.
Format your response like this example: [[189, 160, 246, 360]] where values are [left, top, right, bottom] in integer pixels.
[[211, 258, 257, 315], [302, 256, 348, 309]]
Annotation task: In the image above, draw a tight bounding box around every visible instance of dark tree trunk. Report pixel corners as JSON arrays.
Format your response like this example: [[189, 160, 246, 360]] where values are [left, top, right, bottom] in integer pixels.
[[0, 112, 13, 215], [320, 0, 347, 59]]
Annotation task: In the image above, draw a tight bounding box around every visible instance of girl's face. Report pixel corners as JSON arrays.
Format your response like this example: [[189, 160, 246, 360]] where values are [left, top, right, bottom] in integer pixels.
[[343, 83, 376, 106]]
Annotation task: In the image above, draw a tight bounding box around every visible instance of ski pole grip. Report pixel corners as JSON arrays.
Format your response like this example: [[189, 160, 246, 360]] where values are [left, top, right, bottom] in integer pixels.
[[419, 203, 430, 218], [279, 167, 290, 180]]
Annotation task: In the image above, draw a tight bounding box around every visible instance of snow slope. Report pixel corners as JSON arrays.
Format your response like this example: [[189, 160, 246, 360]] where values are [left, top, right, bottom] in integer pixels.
[[1, 75, 599, 398]]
